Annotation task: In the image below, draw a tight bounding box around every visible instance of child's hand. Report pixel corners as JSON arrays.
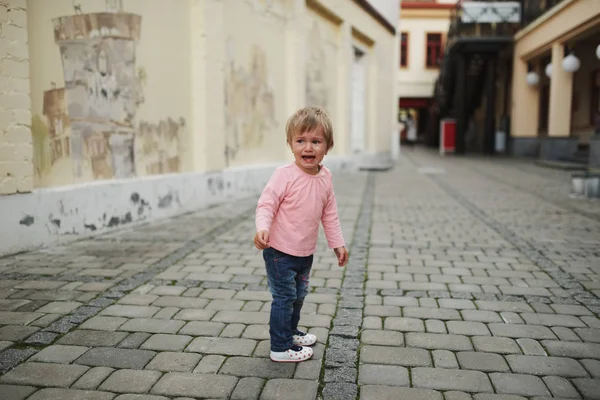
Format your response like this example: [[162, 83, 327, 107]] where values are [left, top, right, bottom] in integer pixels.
[[334, 247, 348, 267], [254, 230, 270, 250]]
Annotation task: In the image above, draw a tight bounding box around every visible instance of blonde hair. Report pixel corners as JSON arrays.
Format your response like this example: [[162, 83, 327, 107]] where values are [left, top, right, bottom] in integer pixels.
[[285, 106, 334, 150]]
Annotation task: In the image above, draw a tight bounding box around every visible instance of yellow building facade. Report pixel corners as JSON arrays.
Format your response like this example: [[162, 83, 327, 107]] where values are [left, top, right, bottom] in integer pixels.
[[0, 0, 399, 255]]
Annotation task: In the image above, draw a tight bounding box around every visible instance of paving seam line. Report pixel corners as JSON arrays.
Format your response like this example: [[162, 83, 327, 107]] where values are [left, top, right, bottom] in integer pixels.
[[321, 172, 374, 400], [405, 155, 600, 314], [0, 204, 256, 375]]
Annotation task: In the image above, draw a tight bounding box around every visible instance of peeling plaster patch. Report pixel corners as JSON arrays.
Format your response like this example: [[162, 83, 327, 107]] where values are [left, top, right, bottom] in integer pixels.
[[50, 218, 61, 228], [84, 224, 97, 231], [130, 192, 140, 203], [19, 215, 35, 226], [158, 193, 173, 209], [108, 217, 120, 227]]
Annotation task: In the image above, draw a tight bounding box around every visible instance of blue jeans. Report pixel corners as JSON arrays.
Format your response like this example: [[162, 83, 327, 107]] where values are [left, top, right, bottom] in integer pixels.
[[263, 247, 313, 352]]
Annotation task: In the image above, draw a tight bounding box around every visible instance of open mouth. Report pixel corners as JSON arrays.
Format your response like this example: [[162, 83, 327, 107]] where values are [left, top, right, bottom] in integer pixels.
[[302, 156, 316, 162]]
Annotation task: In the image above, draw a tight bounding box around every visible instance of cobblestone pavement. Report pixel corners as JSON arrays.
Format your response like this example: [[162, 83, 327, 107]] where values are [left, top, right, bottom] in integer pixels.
[[0, 149, 599, 400]]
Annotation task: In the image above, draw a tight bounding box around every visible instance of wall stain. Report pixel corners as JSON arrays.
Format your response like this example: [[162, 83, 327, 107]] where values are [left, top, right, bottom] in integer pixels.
[[306, 21, 331, 110], [51, 218, 61, 228], [158, 193, 173, 209], [19, 215, 35, 226], [84, 223, 97, 231], [136, 118, 184, 175]]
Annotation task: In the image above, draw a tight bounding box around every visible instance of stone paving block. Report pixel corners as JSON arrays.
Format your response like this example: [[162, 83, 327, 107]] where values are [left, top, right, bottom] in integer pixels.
[[439, 299, 476, 309], [542, 376, 581, 398], [384, 317, 425, 332], [98, 368, 162, 393], [242, 325, 270, 340], [582, 316, 600, 329], [29, 313, 62, 328], [444, 392, 473, 400], [488, 324, 557, 340], [461, 310, 502, 323], [26, 388, 115, 400], [516, 338, 546, 355], [0, 362, 89, 387], [153, 307, 179, 320], [260, 379, 318, 400], [118, 294, 159, 306], [0, 340, 11, 352], [152, 296, 208, 309], [475, 301, 533, 313], [360, 330, 403, 346], [75, 347, 155, 369], [550, 304, 593, 316], [412, 367, 493, 393], [173, 309, 216, 321], [403, 307, 462, 320], [433, 350, 459, 369], [186, 337, 256, 356], [0, 311, 43, 325], [552, 326, 581, 342], [360, 385, 443, 400], [363, 316, 382, 330], [500, 312, 523, 325], [490, 373, 551, 397], [140, 334, 193, 351], [0, 299, 31, 311], [30, 345, 89, 364], [383, 296, 419, 307], [426, 320, 447, 333], [220, 323, 245, 338], [419, 298, 439, 308], [364, 305, 402, 317], [149, 286, 187, 296], [80, 316, 128, 331], [0, 384, 37, 400], [571, 378, 600, 399], [220, 357, 295, 378], [457, 351, 509, 372], [100, 305, 159, 318], [212, 311, 269, 324], [179, 321, 225, 336], [0, 325, 39, 341], [118, 318, 185, 334], [193, 354, 226, 374], [506, 354, 589, 377], [472, 336, 522, 354], [58, 330, 129, 347], [542, 340, 600, 359], [406, 333, 473, 351], [575, 328, 600, 343], [71, 367, 114, 390], [472, 395, 525, 400], [360, 346, 432, 366], [230, 377, 265, 400], [581, 359, 600, 378], [150, 372, 238, 398], [118, 332, 151, 349], [114, 395, 169, 400], [521, 313, 586, 328], [294, 359, 322, 380], [358, 364, 409, 386], [446, 321, 490, 336], [145, 352, 201, 372]]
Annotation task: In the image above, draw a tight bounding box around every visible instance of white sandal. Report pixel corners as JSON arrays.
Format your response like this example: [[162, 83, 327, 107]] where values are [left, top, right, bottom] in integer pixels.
[[293, 331, 317, 346], [270, 345, 314, 362]]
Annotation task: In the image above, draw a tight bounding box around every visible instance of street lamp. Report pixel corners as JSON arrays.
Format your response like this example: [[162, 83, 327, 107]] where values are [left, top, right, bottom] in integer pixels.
[[526, 71, 539, 86], [545, 63, 552, 78], [596, 44, 600, 60], [562, 53, 581, 73]]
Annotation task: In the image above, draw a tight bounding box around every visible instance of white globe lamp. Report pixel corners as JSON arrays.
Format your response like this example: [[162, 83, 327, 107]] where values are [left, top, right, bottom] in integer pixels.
[[596, 44, 600, 60], [562, 54, 581, 73], [526, 71, 539, 86], [545, 63, 552, 78]]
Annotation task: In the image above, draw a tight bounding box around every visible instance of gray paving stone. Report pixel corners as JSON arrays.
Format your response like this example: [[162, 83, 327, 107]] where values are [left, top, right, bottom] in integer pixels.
[[571, 378, 600, 399], [118, 332, 151, 349], [118, 318, 185, 334], [145, 352, 201, 372], [57, 330, 129, 347], [360, 346, 432, 366], [0, 325, 39, 341], [360, 330, 404, 346], [490, 373, 551, 397], [550, 304, 593, 315], [552, 326, 581, 342], [516, 338, 547, 356], [581, 359, 600, 378], [71, 367, 115, 390], [521, 313, 586, 328], [358, 364, 409, 386], [406, 333, 473, 351], [193, 355, 226, 374], [447, 321, 490, 336], [75, 347, 155, 369], [219, 357, 295, 378], [220, 323, 245, 337], [30, 345, 89, 364], [0, 362, 89, 387], [99, 368, 162, 393], [384, 317, 425, 332], [259, 378, 318, 400], [0, 384, 37, 400], [114, 395, 169, 400], [462, 310, 502, 323], [150, 372, 238, 398], [426, 319, 447, 333], [472, 395, 525, 400], [36, 301, 82, 314], [294, 359, 322, 380], [152, 296, 208, 309], [0, 312, 43, 325], [360, 385, 443, 400], [542, 376, 581, 398], [472, 337, 521, 354], [179, 321, 226, 336], [26, 388, 115, 400], [444, 391, 472, 400], [412, 367, 493, 393], [140, 334, 193, 351], [506, 355, 589, 377], [231, 377, 265, 400], [186, 337, 257, 356], [457, 352, 509, 372], [475, 301, 533, 313], [439, 299, 476, 309], [403, 307, 462, 320], [433, 350, 459, 369], [173, 309, 216, 321], [488, 324, 557, 340], [542, 340, 600, 359], [212, 311, 269, 324], [100, 305, 159, 318], [80, 316, 128, 331], [150, 286, 187, 296], [575, 328, 600, 343], [500, 312, 524, 325]]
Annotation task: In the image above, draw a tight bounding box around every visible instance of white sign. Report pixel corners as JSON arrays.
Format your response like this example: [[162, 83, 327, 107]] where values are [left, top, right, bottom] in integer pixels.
[[461, 1, 521, 24]]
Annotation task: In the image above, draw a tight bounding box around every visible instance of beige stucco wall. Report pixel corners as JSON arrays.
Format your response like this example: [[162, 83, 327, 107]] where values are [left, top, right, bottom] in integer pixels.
[[397, 8, 451, 99], [0, 0, 33, 195]]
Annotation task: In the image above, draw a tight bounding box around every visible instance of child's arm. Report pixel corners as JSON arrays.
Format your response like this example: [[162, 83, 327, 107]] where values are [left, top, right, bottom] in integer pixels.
[[254, 169, 288, 249], [322, 185, 347, 266]]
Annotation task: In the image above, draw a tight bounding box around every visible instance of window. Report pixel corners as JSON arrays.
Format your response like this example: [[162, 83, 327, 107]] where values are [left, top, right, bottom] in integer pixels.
[[400, 32, 408, 68], [425, 33, 443, 68]]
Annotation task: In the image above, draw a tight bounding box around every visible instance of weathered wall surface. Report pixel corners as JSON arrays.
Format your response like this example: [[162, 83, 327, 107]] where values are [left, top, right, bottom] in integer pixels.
[[27, 0, 191, 188], [0, 0, 33, 195]]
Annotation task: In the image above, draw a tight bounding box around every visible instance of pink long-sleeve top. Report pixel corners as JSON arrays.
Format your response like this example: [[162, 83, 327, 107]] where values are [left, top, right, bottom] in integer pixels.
[[255, 163, 345, 257]]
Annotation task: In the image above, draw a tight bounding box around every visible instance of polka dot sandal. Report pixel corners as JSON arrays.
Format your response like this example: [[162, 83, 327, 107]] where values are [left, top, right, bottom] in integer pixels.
[[293, 331, 317, 346], [270, 345, 314, 362]]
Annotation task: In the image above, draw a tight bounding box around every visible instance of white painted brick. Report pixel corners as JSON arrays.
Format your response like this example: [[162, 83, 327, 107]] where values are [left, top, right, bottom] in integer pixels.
[[0, 58, 29, 79], [1, 23, 27, 42], [15, 142, 32, 160], [0, 174, 17, 195], [9, 160, 32, 178], [0, 92, 30, 110], [0, 143, 16, 161], [8, 9, 26, 27], [0, 109, 12, 130], [3, 125, 30, 141], [0, 37, 8, 54], [8, 40, 28, 59], [8, 0, 26, 10], [0, 6, 8, 22], [16, 174, 32, 192], [12, 109, 30, 125]]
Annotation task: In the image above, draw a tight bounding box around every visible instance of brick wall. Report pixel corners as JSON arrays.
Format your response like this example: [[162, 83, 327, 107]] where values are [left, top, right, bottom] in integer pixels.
[[0, 0, 32, 195]]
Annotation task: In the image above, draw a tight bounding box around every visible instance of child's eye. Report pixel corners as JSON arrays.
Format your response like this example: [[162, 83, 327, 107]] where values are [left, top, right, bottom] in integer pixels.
[[313, 140, 320, 144]]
